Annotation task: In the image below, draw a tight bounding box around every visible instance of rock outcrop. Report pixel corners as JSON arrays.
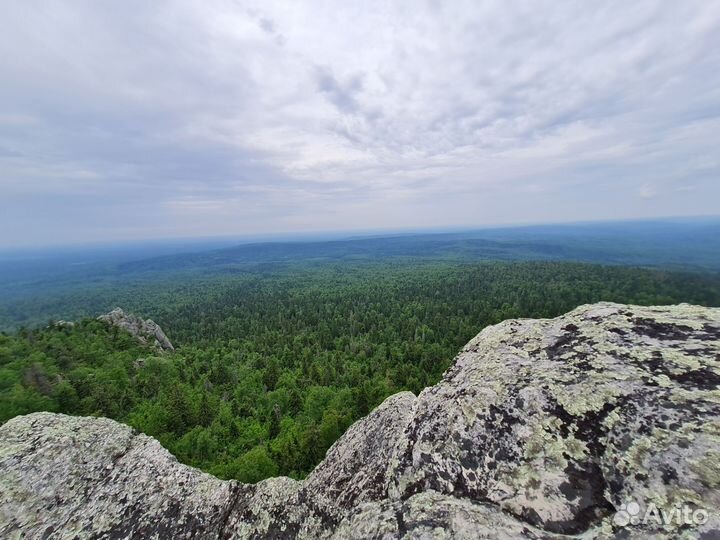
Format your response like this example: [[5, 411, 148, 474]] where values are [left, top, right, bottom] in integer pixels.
[[2, 302, 719, 539], [98, 307, 174, 352]]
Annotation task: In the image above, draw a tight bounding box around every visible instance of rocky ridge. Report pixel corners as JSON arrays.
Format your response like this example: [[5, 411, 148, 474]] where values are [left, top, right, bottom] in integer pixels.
[[1, 302, 719, 539], [97, 307, 174, 352]]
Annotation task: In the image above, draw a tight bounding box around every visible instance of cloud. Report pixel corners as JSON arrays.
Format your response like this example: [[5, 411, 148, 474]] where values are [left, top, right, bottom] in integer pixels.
[[639, 184, 658, 199], [0, 0, 719, 246], [314, 67, 365, 114]]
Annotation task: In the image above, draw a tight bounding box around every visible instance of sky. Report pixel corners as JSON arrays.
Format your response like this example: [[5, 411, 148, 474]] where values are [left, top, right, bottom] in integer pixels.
[[1, 1, 719, 247]]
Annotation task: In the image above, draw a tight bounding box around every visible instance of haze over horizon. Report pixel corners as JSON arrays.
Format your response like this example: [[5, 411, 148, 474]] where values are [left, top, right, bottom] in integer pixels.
[[2, 1, 719, 248]]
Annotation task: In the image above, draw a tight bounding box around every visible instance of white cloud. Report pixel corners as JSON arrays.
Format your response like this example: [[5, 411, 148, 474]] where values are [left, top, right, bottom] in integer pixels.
[[0, 0, 719, 245], [639, 184, 658, 199]]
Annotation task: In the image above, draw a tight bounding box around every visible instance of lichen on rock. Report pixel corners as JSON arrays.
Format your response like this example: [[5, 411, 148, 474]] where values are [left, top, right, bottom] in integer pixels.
[[1, 302, 719, 539]]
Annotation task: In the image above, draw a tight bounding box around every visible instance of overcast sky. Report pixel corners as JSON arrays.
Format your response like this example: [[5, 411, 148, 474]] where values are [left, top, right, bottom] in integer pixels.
[[1, 1, 719, 247]]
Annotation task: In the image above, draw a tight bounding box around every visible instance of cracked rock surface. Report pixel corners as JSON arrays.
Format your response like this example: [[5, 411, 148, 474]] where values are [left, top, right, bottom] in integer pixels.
[[2, 302, 719, 539]]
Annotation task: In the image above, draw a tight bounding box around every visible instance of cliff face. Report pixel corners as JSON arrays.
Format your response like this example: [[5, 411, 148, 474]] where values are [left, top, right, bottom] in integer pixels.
[[2, 303, 719, 539]]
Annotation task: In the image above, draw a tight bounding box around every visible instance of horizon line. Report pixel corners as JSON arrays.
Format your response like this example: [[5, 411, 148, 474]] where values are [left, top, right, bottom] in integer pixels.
[[1, 213, 719, 254]]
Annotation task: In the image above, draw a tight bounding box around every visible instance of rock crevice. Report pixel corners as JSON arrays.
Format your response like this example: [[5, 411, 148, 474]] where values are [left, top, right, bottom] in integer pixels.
[[2, 302, 719, 539]]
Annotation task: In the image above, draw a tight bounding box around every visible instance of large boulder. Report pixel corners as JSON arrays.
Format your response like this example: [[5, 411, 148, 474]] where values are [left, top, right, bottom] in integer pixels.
[[0, 413, 231, 538], [2, 302, 719, 539], [98, 307, 175, 352]]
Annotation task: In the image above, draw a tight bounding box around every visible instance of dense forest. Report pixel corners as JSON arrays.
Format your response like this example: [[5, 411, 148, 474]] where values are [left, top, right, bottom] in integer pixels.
[[2, 219, 720, 331], [2, 259, 720, 482]]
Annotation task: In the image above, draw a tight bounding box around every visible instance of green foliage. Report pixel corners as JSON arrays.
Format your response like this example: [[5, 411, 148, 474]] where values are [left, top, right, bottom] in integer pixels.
[[1, 260, 719, 482], [221, 446, 279, 483]]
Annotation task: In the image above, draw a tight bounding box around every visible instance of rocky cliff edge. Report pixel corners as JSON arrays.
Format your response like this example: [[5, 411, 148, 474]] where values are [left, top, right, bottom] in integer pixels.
[[1, 302, 719, 539]]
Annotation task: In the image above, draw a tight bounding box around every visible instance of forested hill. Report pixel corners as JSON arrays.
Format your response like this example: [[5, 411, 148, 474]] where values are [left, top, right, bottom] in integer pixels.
[[1, 218, 719, 331], [119, 218, 720, 273], [2, 261, 719, 483]]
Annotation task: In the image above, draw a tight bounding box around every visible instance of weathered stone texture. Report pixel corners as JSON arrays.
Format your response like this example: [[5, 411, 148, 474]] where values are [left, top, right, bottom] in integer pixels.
[[2, 302, 719, 539]]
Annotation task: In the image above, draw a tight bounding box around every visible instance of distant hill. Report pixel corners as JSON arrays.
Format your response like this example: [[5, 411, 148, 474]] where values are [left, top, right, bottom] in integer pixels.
[[0, 217, 718, 330], [118, 218, 720, 273]]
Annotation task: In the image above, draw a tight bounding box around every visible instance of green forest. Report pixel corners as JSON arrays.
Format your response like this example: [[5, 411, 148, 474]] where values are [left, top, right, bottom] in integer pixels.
[[2, 260, 720, 482]]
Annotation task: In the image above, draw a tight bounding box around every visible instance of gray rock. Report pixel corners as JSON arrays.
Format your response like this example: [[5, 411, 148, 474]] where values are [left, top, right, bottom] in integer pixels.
[[2, 302, 719, 539], [98, 307, 175, 352], [53, 320, 75, 329], [223, 391, 417, 538], [133, 357, 147, 369], [0, 413, 231, 539]]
